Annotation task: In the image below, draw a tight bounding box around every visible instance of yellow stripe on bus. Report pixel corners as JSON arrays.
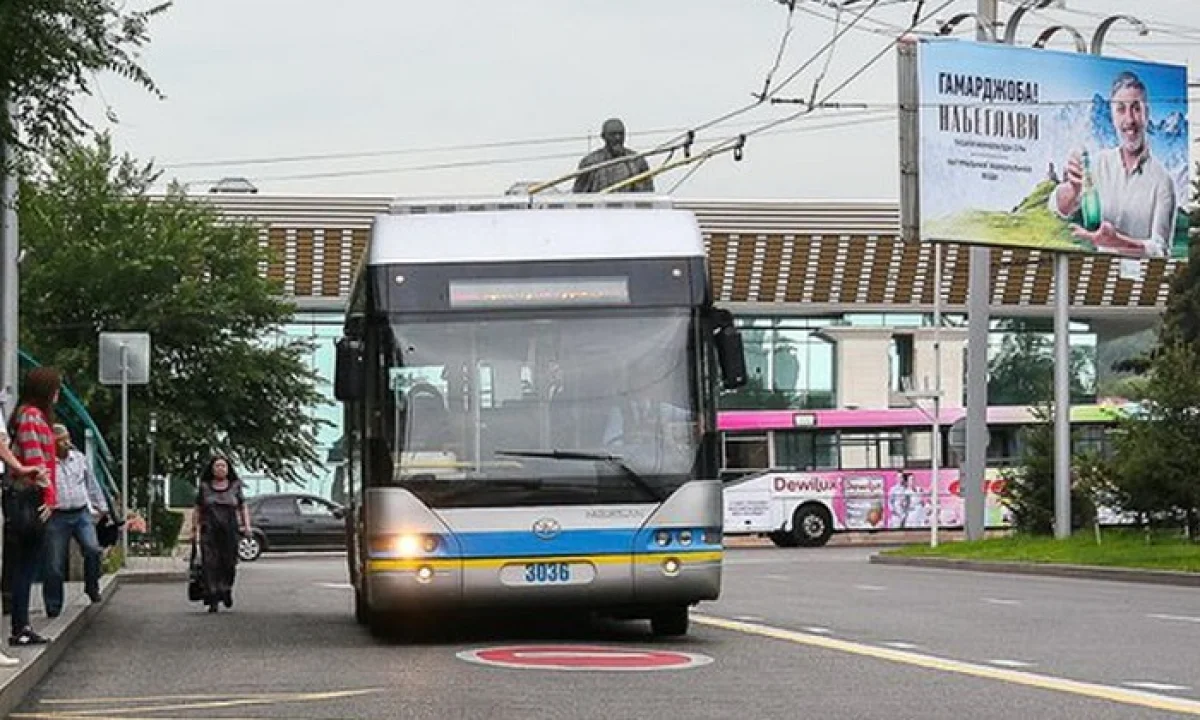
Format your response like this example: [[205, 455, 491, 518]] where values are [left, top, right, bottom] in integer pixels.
[[366, 550, 722, 573]]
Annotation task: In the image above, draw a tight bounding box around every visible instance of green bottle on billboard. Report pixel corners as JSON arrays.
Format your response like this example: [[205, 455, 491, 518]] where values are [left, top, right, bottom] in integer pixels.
[[1080, 150, 1102, 233]]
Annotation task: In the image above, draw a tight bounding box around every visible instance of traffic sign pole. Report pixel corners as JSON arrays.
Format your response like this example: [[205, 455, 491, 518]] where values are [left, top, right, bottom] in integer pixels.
[[121, 342, 129, 566]]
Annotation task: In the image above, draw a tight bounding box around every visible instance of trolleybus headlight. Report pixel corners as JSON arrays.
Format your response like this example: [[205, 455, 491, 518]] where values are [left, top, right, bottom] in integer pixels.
[[396, 534, 423, 557], [654, 530, 672, 547], [678, 530, 693, 546], [422, 535, 439, 553], [703, 528, 722, 545], [416, 565, 434, 583], [662, 558, 681, 576]]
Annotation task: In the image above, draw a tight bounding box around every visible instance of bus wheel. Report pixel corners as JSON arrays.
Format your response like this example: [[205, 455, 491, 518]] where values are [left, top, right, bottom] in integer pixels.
[[650, 606, 689, 637], [792, 504, 834, 547], [768, 531, 800, 548]]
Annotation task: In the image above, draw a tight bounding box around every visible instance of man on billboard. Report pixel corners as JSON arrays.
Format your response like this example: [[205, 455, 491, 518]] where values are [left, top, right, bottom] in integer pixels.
[[1049, 71, 1177, 258]]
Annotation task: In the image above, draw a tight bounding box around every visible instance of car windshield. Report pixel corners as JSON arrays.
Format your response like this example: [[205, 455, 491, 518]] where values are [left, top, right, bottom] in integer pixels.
[[376, 311, 701, 507]]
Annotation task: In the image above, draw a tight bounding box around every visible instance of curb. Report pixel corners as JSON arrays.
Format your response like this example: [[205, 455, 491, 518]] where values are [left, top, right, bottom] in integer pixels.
[[870, 554, 1200, 587], [119, 570, 187, 585], [0, 572, 120, 719]]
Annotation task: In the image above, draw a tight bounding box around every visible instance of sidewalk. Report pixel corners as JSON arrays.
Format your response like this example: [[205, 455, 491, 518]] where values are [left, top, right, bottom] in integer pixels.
[[0, 575, 117, 718]]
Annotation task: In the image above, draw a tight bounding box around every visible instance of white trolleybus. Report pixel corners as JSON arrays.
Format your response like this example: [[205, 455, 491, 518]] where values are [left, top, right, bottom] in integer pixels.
[[333, 196, 747, 638]]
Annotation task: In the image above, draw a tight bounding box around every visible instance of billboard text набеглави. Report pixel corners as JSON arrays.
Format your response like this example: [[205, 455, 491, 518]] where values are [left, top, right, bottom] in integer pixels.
[[905, 39, 1190, 259]]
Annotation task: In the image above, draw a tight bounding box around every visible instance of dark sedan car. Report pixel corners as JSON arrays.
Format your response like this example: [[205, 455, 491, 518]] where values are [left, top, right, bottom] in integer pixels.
[[238, 493, 346, 562]]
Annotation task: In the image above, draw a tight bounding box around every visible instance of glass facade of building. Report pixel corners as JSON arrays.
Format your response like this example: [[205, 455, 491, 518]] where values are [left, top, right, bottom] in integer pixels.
[[240, 312, 345, 500]]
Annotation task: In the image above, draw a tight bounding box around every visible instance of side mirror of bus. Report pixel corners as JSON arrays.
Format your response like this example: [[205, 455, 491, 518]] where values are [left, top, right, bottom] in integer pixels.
[[712, 310, 748, 390], [334, 337, 365, 402]]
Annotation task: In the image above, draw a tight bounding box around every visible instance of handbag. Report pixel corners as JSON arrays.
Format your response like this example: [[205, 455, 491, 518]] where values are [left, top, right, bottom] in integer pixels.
[[187, 537, 205, 602], [5, 483, 47, 541]]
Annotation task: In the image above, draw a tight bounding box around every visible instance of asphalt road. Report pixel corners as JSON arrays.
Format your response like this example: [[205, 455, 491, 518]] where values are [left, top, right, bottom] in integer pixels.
[[12, 548, 1200, 719]]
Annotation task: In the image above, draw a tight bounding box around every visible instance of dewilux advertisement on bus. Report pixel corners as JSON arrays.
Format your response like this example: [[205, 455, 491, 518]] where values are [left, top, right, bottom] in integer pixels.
[[899, 38, 1191, 259]]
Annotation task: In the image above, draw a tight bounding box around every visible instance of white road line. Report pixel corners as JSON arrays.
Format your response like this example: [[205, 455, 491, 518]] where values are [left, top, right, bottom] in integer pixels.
[[693, 614, 1200, 717], [1148, 613, 1200, 625], [983, 598, 1022, 606], [733, 615, 764, 622], [989, 659, 1036, 669], [884, 642, 921, 650], [763, 574, 790, 581], [1123, 682, 1192, 693], [804, 626, 833, 635], [855, 584, 886, 591], [317, 582, 353, 590]]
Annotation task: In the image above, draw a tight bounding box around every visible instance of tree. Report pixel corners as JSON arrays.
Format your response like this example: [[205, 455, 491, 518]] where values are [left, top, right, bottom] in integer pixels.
[[17, 135, 329, 500], [0, 0, 169, 149], [987, 319, 1094, 406], [1109, 344, 1200, 539], [998, 403, 1095, 535], [1102, 163, 1200, 539]]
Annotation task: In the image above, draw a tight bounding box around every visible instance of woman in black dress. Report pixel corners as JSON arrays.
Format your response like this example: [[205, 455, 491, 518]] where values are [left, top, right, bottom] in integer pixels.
[[190, 456, 251, 612]]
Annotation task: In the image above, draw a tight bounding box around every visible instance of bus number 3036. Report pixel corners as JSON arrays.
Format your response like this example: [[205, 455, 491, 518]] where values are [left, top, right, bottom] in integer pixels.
[[524, 562, 571, 583]]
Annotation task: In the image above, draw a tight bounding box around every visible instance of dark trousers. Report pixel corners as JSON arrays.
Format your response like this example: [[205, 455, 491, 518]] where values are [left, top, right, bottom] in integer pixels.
[[9, 535, 41, 636]]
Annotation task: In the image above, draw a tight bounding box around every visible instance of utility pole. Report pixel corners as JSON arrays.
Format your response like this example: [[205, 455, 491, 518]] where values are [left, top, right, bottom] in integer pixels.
[[1, 101, 19, 419], [962, 0, 998, 542]]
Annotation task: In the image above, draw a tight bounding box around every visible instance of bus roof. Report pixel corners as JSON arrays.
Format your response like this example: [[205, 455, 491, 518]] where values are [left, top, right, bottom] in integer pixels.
[[366, 198, 705, 266]]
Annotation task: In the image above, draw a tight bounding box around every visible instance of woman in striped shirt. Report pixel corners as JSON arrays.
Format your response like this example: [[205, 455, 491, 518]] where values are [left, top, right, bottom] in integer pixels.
[[8, 368, 62, 646]]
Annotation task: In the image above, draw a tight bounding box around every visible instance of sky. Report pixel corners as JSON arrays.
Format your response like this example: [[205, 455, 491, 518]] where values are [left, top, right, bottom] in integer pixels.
[[74, 0, 1200, 201]]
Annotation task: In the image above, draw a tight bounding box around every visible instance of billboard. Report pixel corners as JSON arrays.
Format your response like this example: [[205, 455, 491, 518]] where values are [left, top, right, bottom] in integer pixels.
[[901, 39, 1191, 258]]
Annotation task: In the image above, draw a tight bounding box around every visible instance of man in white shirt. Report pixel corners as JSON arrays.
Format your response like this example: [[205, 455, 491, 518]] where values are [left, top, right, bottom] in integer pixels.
[[1049, 71, 1178, 258], [41, 425, 107, 618]]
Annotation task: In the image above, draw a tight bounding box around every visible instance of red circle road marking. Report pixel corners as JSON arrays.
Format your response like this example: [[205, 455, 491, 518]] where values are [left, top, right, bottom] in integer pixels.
[[456, 645, 713, 672]]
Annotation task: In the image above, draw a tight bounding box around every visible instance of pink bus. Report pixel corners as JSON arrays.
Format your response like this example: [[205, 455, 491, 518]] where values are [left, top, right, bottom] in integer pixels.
[[718, 403, 1125, 547]]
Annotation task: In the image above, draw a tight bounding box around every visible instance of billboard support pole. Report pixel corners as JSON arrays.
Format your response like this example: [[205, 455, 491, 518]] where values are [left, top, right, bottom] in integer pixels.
[[931, 241, 943, 548], [962, 0, 997, 544], [1054, 253, 1071, 538]]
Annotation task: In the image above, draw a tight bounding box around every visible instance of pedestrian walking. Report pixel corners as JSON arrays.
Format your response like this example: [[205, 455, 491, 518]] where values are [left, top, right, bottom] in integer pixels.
[[41, 424, 107, 618], [6, 368, 62, 646], [189, 455, 251, 612]]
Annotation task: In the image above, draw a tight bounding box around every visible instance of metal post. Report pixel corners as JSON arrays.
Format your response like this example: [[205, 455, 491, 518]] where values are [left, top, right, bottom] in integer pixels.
[[148, 412, 157, 538], [120, 343, 130, 565], [1054, 253, 1071, 538], [0, 101, 19, 419], [963, 0, 998, 543], [931, 242, 943, 548]]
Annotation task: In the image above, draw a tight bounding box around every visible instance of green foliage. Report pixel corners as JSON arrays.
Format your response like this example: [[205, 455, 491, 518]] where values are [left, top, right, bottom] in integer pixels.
[[101, 546, 123, 575], [147, 506, 185, 554], [0, 0, 170, 148], [999, 404, 1095, 536], [17, 136, 330, 500], [1109, 344, 1200, 538], [993, 405, 1099, 535]]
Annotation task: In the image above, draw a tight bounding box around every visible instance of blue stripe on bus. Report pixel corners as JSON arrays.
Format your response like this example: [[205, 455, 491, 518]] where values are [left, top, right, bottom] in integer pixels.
[[366, 527, 723, 560], [451, 528, 640, 558]]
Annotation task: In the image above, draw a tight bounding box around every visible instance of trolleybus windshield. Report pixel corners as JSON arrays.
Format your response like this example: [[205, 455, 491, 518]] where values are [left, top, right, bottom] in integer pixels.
[[377, 310, 703, 507]]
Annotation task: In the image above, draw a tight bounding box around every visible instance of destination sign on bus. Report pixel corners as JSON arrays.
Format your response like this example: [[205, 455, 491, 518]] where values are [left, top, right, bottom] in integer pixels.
[[448, 277, 631, 308]]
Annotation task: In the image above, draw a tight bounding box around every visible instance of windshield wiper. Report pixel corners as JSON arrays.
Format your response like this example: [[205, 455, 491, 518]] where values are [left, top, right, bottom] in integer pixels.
[[494, 449, 664, 502]]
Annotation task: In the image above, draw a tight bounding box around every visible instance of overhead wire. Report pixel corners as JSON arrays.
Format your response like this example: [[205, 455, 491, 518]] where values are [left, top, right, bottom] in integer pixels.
[[683, 0, 959, 164], [186, 108, 897, 187], [600, 0, 956, 193], [805, 3, 847, 107], [757, 0, 801, 100]]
